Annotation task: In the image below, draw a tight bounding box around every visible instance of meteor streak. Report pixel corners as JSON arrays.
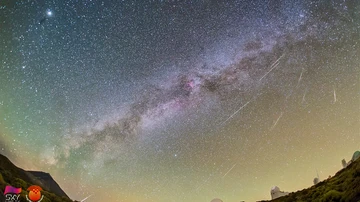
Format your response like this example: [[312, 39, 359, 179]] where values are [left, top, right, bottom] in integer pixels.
[[297, 68, 304, 87], [81, 195, 92, 202], [221, 100, 252, 125], [259, 53, 285, 81], [270, 112, 283, 131], [222, 163, 237, 178]]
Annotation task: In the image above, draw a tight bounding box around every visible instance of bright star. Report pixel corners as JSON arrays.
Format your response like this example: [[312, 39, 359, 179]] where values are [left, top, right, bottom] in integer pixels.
[[46, 10, 52, 16]]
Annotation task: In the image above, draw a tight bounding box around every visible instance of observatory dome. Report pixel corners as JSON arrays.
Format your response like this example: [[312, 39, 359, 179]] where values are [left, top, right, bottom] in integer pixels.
[[270, 186, 289, 199], [352, 151, 360, 162], [271, 186, 280, 193]]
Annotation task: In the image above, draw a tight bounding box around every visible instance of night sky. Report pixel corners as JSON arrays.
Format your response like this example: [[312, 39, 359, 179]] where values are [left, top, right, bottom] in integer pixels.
[[0, 0, 359, 202]]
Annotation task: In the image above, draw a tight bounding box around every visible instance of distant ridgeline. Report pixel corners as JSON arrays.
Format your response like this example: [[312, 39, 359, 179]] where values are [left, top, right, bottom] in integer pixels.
[[0, 154, 77, 202], [260, 150, 360, 202]]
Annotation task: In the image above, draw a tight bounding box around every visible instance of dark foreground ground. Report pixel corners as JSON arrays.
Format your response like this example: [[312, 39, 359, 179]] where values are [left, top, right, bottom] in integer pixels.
[[260, 158, 360, 202], [0, 154, 76, 202]]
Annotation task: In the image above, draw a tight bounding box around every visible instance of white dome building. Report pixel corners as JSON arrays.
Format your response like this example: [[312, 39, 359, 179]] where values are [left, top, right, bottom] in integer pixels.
[[352, 151, 360, 161], [271, 186, 289, 199], [342, 150, 360, 168]]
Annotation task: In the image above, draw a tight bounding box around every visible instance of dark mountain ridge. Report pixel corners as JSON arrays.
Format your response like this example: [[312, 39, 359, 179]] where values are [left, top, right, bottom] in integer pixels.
[[27, 171, 69, 198], [0, 153, 74, 202]]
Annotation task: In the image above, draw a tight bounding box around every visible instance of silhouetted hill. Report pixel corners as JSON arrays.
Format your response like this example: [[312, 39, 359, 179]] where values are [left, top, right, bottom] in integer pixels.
[[260, 158, 360, 202], [0, 154, 74, 202], [28, 171, 69, 198]]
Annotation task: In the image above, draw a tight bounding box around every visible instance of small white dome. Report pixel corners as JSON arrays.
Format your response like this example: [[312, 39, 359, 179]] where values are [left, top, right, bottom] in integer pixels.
[[271, 186, 280, 192], [352, 151, 360, 161]]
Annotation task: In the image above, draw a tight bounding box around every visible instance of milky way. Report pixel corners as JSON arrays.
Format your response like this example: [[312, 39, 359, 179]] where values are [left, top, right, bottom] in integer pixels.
[[1, 1, 359, 202]]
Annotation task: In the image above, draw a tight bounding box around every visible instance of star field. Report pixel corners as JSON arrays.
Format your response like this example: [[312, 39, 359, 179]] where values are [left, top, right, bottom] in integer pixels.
[[0, 1, 359, 202]]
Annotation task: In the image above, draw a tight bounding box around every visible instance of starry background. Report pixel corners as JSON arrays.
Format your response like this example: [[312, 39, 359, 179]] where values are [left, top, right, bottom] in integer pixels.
[[0, 0, 359, 202]]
